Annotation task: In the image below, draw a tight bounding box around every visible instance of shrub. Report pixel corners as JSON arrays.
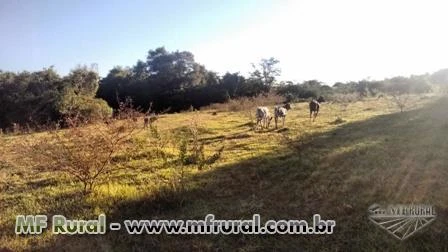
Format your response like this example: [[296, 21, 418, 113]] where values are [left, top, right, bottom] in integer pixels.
[[58, 93, 113, 123], [389, 94, 411, 113], [327, 93, 359, 122], [18, 107, 139, 194], [177, 118, 224, 170]]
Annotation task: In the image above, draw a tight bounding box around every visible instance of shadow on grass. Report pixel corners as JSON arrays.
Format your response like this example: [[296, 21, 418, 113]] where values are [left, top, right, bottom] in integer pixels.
[[33, 97, 448, 251], [25, 178, 59, 190], [200, 132, 252, 145]]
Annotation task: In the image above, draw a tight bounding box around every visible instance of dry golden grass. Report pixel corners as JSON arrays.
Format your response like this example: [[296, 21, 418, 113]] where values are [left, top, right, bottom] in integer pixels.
[[1, 94, 446, 251]]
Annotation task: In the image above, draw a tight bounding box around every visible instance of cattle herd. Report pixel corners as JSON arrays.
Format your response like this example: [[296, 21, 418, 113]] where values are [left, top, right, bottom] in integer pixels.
[[255, 97, 324, 130], [140, 97, 324, 130]]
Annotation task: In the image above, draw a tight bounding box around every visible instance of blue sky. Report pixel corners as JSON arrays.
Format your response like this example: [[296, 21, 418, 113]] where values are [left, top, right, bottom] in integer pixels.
[[2, 0, 448, 84], [0, 0, 275, 77]]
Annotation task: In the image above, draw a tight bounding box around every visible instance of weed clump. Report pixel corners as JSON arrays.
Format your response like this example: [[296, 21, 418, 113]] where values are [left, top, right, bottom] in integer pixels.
[[177, 117, 224, 170]]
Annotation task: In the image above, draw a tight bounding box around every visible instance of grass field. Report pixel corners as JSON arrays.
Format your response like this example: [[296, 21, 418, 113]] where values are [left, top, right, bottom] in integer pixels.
[[1, 95, 448, 251]]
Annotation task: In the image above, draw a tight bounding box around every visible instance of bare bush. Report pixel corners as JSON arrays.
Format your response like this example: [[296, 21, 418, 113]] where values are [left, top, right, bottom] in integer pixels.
[[147, 124, 175, 166], [178, 117, 224, 170], [18, 108, 140, 194], [389, 93, 411, 112], [115, 97, 142, 120], [136, 114, 223, 196], [328, 93, 359, 123]]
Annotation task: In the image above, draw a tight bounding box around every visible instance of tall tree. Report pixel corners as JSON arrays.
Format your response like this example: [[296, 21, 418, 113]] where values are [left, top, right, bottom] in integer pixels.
[[132, 60, 149, 80], [221, 72, 245, 98], [250, 57, 281, 91]]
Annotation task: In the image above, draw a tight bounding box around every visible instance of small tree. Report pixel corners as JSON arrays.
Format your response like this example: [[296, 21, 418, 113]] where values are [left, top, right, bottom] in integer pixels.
[[178, 116, 224, 170], [390, 93, 410, 113], [329, 93, 358, 123], [21, 108, 140, 194]]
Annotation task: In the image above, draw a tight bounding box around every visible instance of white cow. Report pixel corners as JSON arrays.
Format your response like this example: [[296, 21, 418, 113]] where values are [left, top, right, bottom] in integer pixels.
[[274, 103, 291, 129], [256, 107, 273, 129]]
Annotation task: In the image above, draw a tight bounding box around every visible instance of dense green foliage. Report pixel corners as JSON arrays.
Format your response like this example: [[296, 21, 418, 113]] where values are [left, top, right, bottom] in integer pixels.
[[57, 93, 112, 123], [0, 66, 110, 130], [0, 67, 63, 130], [1, 46, 447, 130], [96, 47, 275, 112]]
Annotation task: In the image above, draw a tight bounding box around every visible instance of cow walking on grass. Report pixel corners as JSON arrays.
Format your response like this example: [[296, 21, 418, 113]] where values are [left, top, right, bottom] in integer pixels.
[[256, 107, 273, 130], [309, 99, 320, 122], [274, 103, 291, 129]]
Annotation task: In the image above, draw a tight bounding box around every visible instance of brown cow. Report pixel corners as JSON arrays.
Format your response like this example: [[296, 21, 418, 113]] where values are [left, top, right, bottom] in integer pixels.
[[309, 99, 320, 122]]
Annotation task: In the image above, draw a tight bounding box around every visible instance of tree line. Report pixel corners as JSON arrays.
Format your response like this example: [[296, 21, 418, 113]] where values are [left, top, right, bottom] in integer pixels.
[[1, 46, 448, 130], [96, 47, 281, 112], [0, 66, 111, 130]]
